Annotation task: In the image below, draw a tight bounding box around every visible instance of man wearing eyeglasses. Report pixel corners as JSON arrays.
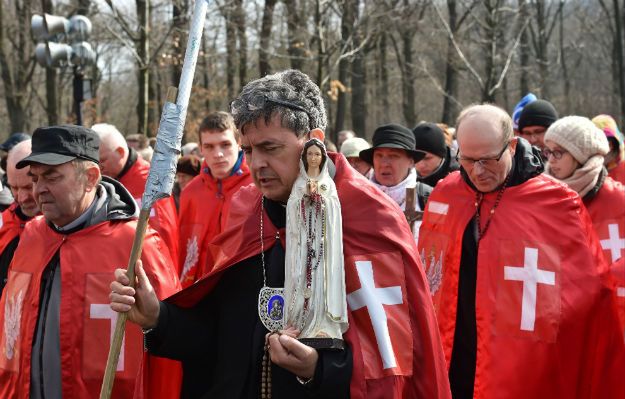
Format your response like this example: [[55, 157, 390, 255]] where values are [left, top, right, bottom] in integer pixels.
[[516, 99, 558, 158], [418, 104, 625, 399]]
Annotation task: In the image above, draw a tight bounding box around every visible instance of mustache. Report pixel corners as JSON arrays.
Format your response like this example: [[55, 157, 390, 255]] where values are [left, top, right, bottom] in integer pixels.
[[256, 170, 278, 180]]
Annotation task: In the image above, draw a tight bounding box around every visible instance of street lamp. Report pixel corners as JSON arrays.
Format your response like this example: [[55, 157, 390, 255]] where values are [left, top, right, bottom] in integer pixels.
[[31, 13, 96, 126]]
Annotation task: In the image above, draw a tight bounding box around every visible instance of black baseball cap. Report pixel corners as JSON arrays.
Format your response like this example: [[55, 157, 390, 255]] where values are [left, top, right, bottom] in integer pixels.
[[16, 125, 100, 169], [0, 132, 31, 152], [359, 123, 425, 164]]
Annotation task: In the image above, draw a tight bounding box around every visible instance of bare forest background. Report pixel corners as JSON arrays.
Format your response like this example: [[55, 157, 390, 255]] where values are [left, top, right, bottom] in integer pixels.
[[0, 0, 624, 145]]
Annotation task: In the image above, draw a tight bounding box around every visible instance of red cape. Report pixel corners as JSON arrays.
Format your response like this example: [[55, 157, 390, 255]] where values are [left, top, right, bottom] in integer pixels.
[[167, 153, 451, 399], [419, 171, 625, 398], [178, 158, 253, 286], [0, 204, 26, 257]]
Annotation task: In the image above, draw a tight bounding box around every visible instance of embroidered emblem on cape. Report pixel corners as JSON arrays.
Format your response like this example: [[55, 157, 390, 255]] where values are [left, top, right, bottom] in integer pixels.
[[181, 235, 199, 280], [421, 249, 443, 294], [4, 289, 24, 360], [258, 286, 285, 332]]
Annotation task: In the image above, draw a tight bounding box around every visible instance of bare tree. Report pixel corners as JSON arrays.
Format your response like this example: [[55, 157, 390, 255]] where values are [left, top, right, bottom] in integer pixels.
[[0, 0, 36, 132], [441, 0, 477, 124], [527, 0, 564, 99], [334, 0, 356, 136], [259, 0, 277, 77], [286, 0, 307, 70]]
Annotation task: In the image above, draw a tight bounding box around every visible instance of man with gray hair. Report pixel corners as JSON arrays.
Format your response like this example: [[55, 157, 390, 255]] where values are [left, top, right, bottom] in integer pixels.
[[0, 125, 181, 398], [418, 104, 625, 398], [0, 140, 39, 295], [91, 123, 179, 268], [110, 70, 450, 398]]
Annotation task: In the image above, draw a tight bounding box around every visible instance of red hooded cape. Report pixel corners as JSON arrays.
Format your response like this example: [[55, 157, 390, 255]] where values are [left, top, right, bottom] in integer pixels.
[[0, 217, 181, 398], [419, 171, 625, 398], [119, 155, 179, 270], [0, 204, 26, 257], [178, 158, 252, 287], [166, 153, 451, 398]]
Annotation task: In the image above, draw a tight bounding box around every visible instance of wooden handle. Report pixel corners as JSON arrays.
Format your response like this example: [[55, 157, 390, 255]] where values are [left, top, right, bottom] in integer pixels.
[[99, 209, 151, 399], [166, 86, 178, 103]]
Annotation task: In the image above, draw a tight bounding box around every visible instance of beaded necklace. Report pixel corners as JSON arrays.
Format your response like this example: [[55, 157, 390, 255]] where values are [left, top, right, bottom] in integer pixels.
[[474, 174, 510, 241], [258, 197, 284, 399]]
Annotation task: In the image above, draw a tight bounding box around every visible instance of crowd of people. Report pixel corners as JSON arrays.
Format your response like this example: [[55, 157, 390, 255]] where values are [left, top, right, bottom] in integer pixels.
[[0, 69, 623, 399]]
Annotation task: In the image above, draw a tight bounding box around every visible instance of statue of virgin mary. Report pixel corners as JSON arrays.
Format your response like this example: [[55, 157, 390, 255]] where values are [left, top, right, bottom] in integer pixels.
[[284, 138, 348, 348]]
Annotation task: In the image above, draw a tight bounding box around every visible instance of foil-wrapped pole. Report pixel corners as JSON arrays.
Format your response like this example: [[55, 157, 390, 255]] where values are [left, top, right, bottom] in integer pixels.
[[100, 2, 210, 398], [141, 0, 209, 210]]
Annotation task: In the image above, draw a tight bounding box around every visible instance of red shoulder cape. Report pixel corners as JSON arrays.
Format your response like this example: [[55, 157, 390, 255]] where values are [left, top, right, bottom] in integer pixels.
[[167, 153, 451, 399]]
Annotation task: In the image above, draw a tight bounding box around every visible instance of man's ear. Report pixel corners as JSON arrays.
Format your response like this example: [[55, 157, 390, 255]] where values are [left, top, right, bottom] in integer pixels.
[[309, 129, 325, 142], [115, 146, 126, 158], [509, 136, 518, 155], [84, 165, 101, 192]]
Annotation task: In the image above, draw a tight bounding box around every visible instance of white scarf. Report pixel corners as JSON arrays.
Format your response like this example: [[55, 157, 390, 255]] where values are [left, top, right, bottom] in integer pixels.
[[370, 168, 420, 211], [546, 155, 604, 198]]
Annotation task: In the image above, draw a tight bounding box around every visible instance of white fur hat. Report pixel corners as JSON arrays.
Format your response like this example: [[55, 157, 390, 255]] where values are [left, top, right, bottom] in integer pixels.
[[544, 116, 609, 164]]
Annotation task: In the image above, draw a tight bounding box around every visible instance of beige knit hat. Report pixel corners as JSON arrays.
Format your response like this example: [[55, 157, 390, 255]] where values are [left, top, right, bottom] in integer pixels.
[[544, 116, 609, 164], [340, 137, 370, 158]]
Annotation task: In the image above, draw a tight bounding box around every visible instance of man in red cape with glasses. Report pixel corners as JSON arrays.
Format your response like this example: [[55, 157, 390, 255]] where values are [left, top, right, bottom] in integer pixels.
[[110, 70, 450, 398]]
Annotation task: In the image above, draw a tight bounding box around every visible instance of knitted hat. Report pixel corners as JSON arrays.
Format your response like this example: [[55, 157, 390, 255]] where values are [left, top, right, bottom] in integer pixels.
[[359, 124, 425, 164], [517, 99, 558, 132], [340, 137, 370, 158], [512, 93, 537, 130], [593, 114, 624, 162], [412, 122, 447, 158], [544, 116, 610, 164], [176, 155, 201, 176]]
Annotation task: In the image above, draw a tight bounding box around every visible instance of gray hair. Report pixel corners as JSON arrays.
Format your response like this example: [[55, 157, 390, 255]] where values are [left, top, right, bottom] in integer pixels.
[[72, 159, 102, 185], [231, 70, 327, 137]]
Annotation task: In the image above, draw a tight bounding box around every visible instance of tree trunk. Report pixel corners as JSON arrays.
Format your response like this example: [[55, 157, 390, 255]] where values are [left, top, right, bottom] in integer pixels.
[[400, 30, 416, 127], [77, 0, 90, 15], [481, 0, 497, 102], [559, 0, 571, 113], [286, 1, 306, 70], [43, 0, 58, 126], [350, 1, 365, 136], [234, 0, 247, 91], [379, 33, 389, 130], [171, 0, 189, 87], [314, 0, 324, 85], [259, 0, 276, 77], [334, 0, 355, 138], [613, 0, 625, 125], [518, 0, 530, 95], [0, 0, 33, 133], [223, 4, 236, 100], [442, 0, 459, 124], [202, 32, 211, 110], [136, 0, 150, 134]]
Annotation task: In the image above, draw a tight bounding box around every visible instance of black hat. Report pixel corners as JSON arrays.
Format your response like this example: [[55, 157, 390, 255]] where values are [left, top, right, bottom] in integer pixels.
[[413, 123, 447, 158], [16, 125, 100, 169], [359, 123, 425, 164], [0, 132, 31, 152], [517, 99, 558, 132]]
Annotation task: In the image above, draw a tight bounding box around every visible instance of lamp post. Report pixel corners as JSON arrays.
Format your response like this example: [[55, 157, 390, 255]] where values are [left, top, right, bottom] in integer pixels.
[[31, 13, 96, 126]]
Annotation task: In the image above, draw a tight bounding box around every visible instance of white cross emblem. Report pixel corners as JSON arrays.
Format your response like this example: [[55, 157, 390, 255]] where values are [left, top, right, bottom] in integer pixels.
[[347, 260, 403, 369], [600, 224, 625, 263], [504, 248, 556, 332], [90, 304, 125, 371], [618, 287, 625, 298]]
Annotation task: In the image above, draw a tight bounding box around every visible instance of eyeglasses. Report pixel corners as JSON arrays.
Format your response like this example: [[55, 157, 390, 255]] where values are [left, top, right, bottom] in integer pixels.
[[456, 142, 510, 169], [542, 148, 567, 160], [518, 127, 546, 140]]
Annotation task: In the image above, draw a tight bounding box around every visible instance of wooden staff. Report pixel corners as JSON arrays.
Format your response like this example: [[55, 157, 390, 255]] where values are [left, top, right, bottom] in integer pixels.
[[99, 88, 177, 399], [100, 2, 210, 397], [404, 187, 423, 233]]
